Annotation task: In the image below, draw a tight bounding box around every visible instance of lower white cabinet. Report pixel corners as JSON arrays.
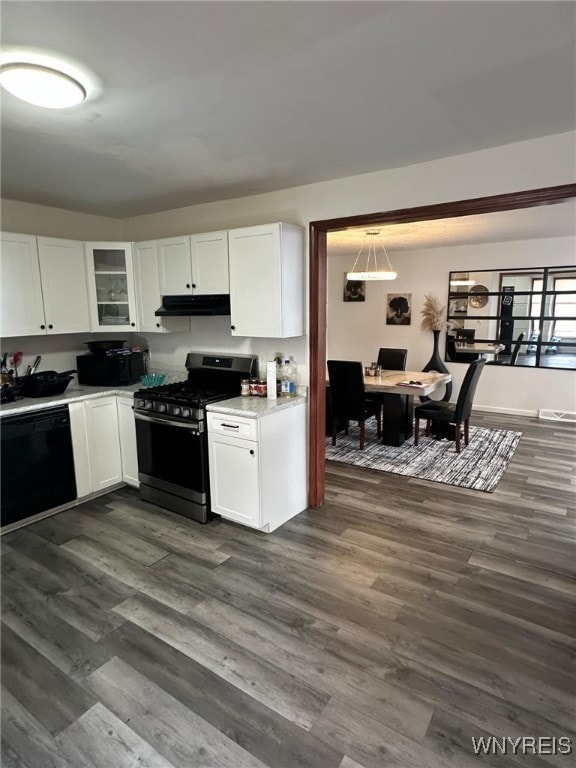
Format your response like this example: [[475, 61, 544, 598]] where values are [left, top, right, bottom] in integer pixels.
[[69, 401, 93, 499], [207, 401, 307, 532], [208, 431, 261, 527], [83, 396, 123, 492], [117, 396, 139, 487], [70, 395, 137, 498]]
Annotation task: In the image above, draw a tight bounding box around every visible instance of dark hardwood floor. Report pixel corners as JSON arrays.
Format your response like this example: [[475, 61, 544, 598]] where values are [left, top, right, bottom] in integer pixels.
[[1, 412, 575, 767]]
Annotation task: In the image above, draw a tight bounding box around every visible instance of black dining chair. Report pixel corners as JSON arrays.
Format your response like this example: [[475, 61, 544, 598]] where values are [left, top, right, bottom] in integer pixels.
[[376, 347, 407, 371], [366, 347, 408, 418], [327, 360, 382, 450], [493, 332, 525, 366], [413, 359, 486, 453]]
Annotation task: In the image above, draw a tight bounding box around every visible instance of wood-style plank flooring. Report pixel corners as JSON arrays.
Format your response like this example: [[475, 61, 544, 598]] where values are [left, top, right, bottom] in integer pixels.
[[1, 412, 575, 767]]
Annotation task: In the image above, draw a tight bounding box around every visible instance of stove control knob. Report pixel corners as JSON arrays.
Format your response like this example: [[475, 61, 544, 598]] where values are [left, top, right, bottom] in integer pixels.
[[145, 401, 155, 410], [182, 408, 191, 419], [137, 399, 146, 408], [157, 403, 167, 413], [172, 406, 182, 417]]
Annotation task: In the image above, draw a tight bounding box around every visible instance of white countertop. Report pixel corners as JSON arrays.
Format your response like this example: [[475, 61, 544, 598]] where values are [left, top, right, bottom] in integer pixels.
[[0, 384, 140, 416], [206, 395, 306, 418], [2, 387, 306, 418]]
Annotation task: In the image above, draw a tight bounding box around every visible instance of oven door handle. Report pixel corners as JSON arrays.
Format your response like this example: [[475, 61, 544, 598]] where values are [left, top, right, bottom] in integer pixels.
[[134, 411, 204, 432]]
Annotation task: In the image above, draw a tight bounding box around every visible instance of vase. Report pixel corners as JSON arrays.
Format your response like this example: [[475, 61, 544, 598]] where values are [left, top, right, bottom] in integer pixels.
[[421, 329, 452, 402]]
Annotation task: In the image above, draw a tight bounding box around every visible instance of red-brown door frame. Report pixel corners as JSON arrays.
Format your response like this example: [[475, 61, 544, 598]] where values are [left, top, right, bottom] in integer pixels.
[[308, 183, 576, 508]]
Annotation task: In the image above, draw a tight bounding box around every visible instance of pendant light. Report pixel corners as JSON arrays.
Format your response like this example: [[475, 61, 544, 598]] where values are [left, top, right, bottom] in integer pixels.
[[346, 230, 397, 281], [450, 272, 476, 287]]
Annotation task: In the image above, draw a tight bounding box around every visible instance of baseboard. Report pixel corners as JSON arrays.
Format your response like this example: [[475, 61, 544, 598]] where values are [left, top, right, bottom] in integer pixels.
[[473, 405, 538, 417], [538, 409, 576, 423]]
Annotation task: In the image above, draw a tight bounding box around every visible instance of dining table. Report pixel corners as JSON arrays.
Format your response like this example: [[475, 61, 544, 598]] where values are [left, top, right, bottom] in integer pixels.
[[455, 342, 505, 358], [362, 369, 452, 446]]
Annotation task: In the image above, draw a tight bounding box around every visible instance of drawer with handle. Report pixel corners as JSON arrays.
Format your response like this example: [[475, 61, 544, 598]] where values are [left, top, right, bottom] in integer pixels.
[[207, 412, 257, 441]]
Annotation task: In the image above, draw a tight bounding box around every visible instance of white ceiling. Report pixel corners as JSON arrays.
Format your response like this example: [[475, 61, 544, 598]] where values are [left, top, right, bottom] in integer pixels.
[[1, 1, 575, 219], [327, 199, 576, 254]]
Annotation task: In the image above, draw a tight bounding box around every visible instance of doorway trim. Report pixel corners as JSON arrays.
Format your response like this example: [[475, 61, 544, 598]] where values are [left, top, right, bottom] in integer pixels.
[[308, 183, 576, 508]]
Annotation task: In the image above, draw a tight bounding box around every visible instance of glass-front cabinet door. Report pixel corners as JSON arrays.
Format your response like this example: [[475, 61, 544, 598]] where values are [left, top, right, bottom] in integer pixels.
[[85, 242, 138, 332]]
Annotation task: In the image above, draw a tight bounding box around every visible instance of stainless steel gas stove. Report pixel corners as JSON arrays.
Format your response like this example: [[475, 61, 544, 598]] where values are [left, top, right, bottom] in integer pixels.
[[134, 352, 257, 522]]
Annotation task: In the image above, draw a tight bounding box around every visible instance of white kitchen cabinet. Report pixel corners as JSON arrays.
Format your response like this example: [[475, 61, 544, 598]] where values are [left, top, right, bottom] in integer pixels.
[[190, 231, 229, 294], [37, 237, 91, 334], [0, 232, 45, 336], [228, 222, 304, 338], [208, 431, 261, 526], [158, 231, 229, 296], [83, 396, 123, 492], [85, 242, 138, 332], [133, 240, 189, 334], [117, 396, 139, 487], [207, 400, 307, 532], [65, 395, 139, 500], [69, 401, 92, 499], [0, 233, 90, 337]]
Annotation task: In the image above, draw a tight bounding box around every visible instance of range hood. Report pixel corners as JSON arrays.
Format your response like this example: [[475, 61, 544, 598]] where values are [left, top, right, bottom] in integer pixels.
[[155, 294, 231, 317]]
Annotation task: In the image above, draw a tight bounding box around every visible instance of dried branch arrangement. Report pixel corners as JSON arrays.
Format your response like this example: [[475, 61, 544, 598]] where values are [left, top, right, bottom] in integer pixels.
[[420, 294, 449, 331]]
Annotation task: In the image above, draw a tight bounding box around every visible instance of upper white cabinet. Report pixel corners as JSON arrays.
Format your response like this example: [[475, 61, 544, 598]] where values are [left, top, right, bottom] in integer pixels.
[[228, 223, 304, 338], [1, 232, 45, 336], [0, 233, 90, 337], [158, 236, 190, 296], [37, 237, 91, 334], [158, 231, 229, 296], [133, 240, 188, 334], [190, 231, 229, 294], [85, 242, 138, 332], [134, 240, 163, 333]]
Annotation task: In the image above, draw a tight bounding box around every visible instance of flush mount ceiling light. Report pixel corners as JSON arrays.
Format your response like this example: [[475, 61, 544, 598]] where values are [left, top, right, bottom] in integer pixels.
[[0, 62, 86, 108], [346, 230, 397, 281]]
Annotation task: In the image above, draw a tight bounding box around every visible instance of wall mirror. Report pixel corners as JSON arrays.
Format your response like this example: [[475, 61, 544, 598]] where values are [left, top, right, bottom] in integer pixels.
[[446, 267, 576, 369]]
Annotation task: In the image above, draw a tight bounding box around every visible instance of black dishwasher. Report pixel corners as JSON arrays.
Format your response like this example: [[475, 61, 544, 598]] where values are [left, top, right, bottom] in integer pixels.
[[1, 405, 77, 527]]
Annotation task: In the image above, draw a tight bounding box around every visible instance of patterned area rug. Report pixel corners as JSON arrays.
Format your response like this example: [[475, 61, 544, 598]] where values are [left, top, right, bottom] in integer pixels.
[[326, 422, 522, 492]]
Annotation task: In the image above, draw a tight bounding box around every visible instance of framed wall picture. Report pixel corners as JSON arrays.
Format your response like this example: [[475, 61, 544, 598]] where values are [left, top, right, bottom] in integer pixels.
[[343, 274, 366, 302], [386, 292, 412, 325]]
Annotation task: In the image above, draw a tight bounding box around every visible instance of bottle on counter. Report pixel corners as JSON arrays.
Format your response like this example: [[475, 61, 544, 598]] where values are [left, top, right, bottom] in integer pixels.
[[280, 358, 296, 398], [274, 355, 283, 396]]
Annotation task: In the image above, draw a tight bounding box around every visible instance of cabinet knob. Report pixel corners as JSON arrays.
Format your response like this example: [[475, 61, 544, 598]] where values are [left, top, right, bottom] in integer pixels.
[[156, 323, 160, 328], [192, 283, 196, 289], [48, 324, 53, 329], [250, 449, 255, 456], [186, 283, 191, 289], [131, 322, 136, 327], [40, 324, 45, 330], [231, 325, 235, 331]]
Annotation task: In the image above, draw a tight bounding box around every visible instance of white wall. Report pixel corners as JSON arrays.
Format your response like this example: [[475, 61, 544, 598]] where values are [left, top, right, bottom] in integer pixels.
[[328, 237, 576, 415], [0, 199, 123, 240], [2, 131, 575, 412]]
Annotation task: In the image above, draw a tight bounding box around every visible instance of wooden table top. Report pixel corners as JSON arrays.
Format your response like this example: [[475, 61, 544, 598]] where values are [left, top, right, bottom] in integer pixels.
[[455, 342, 505, 355], [362, 370, 451, 396]]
